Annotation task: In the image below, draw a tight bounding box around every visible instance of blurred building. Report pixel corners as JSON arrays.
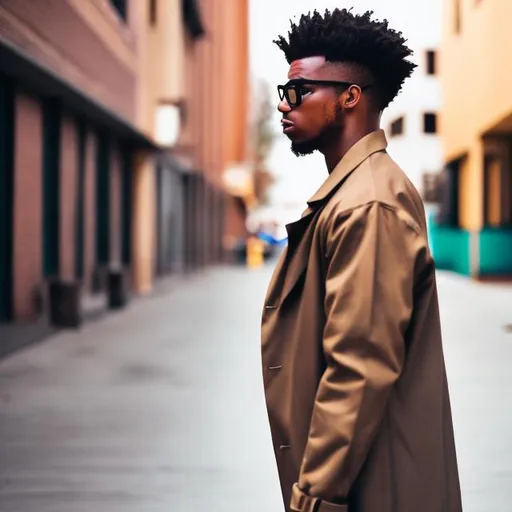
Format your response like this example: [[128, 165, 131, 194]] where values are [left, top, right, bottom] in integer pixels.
[[433, 0, 512, 277], [381, 1, 443, 194], [0, 0, 249, 356]]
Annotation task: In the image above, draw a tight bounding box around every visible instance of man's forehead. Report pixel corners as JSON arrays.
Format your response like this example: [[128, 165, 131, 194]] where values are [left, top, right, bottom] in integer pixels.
[[288, 56, 327, 78]]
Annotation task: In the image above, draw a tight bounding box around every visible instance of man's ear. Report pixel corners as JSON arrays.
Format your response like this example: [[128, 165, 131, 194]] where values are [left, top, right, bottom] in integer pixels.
[[344, 85, 362, 109]]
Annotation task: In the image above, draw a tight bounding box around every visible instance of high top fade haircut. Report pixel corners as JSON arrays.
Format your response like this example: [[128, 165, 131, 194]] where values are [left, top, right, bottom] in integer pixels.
[[274, 8, 416, 110]]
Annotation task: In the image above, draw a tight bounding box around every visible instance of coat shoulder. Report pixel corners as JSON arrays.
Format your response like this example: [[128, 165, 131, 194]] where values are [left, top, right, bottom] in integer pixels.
[[320, 151, 428, 237]]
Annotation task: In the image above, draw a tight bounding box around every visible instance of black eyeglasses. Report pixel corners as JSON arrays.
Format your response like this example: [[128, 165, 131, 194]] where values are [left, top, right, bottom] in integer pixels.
[[277, 79, 372, 108]]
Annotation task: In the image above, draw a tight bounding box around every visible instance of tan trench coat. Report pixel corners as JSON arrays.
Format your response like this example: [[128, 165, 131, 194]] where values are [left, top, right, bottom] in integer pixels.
[[261, 130, 462, 512]]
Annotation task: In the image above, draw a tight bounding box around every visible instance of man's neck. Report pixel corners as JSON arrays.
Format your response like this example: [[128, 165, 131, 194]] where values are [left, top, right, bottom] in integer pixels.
[[323, 121, 381, 173]]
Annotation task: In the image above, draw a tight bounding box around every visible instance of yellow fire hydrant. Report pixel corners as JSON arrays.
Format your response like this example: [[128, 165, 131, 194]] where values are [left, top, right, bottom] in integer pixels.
[[246, 236, 264, 269]]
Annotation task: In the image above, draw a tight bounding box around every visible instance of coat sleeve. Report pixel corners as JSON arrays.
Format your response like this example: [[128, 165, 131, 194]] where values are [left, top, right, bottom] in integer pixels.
[[293, 201, 426, 508]]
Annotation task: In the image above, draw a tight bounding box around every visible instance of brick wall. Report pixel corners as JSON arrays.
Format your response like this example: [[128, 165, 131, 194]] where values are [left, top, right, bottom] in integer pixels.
[[59, 114, 77, 281], [12, 92, 43, 320], [84, 129, 97, 293], [0, 0, 136, 121]]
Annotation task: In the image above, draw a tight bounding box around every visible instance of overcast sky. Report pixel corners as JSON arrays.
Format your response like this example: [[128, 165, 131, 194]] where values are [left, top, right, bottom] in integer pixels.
[[248, 0, 442, 207]]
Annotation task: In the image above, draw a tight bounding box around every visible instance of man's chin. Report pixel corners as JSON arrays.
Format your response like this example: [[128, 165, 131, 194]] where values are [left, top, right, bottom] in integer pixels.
[[290, 140, 319, 157]]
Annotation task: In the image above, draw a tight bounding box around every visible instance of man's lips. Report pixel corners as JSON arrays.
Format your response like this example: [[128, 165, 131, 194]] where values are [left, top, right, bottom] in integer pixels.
[[281, 119, 294, 133]]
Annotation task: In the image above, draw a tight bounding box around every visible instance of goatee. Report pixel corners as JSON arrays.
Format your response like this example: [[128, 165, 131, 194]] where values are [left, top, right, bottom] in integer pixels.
[[291, 138, 320, 157]]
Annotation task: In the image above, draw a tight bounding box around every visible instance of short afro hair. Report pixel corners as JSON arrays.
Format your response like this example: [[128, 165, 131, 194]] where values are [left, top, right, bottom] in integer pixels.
[[274, 8, 416, 110]]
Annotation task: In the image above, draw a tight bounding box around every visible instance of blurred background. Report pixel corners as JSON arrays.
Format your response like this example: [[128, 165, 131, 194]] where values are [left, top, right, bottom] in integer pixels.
[[0, 1, 511, 511]]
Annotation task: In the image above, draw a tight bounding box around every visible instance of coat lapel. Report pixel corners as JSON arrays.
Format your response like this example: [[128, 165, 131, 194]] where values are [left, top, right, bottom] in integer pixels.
[[279, 209, 320, 305]]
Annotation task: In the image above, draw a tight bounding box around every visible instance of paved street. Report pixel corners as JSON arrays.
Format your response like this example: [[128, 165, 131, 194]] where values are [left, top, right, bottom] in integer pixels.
[[1, 261, 512, 512]]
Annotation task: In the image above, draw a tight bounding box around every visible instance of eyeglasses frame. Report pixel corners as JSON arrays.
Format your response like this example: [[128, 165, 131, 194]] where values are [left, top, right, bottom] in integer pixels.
[[277, 78, 373, 108]]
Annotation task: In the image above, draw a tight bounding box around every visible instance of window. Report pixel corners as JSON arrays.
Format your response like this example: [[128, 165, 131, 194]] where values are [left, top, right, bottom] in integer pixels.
[[109, 0, 127, 21], [149, 0, 157, 26], [422, 172, 440, 203], [423, 113, 437, 134], [389, 116, 404, 137], [454, 0, 461, 33], [183, 0, 206, 39], [426, 50, 436, 75]]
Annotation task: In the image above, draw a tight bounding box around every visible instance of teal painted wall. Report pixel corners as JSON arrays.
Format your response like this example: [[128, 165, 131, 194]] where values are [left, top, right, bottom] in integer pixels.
[[480, 229, 512, 275], [428, 213, 471, 276], [428, 213, 512, 277]]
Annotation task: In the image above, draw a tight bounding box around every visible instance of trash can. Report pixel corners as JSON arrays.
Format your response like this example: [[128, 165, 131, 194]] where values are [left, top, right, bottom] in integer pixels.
[[246, 236, 264, 269], [49, 279, 82, 328], [108, 267, 129, 310]]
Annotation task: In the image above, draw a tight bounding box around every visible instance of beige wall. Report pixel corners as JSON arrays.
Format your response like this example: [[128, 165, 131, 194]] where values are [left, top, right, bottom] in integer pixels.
[[132, 150, 156, 294], [441, 0, 512, 161], [219, 0, 249, 175], [130, 0, 187, 292], [130, 0, 249, 291], [133, 0, 186, 138], [132, 0, 155, 138], [458, 139, 483, 230], [174, 0, 249, 183]]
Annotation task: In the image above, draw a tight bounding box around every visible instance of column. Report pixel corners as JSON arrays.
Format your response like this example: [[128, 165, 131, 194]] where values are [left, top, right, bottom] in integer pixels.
[[132, 150, 156, 294], [13, 93, 43, 319]]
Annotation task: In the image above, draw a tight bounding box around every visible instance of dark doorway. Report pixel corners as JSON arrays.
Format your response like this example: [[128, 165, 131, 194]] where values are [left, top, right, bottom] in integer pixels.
[[0, 76, 14, 321], [156, 163, 185, 274], [75, 120, 86, 279], [121, 148, 133, 267], [42, 100, 61, 279], [95, 134, 110, 268]]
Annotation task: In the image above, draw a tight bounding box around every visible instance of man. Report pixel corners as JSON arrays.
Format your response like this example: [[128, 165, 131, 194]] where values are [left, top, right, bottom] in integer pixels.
[[261, 8, 462, 512]]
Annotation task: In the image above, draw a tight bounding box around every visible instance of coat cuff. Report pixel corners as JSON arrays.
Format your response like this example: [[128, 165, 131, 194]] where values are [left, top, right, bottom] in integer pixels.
[[290, 483, 348, 512]]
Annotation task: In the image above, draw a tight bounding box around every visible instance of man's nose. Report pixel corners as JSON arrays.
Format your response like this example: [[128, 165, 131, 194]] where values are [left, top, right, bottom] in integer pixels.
[[277, 98, 291, 113]]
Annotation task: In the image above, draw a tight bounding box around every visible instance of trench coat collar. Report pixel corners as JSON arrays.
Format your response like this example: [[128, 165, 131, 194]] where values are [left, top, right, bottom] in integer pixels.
[[306, 129, 388, 208]]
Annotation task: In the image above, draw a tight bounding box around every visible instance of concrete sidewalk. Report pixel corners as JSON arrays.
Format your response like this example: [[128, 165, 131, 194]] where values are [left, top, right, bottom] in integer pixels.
[[0, 263, 512, 511], [0, 265, 282, 512]]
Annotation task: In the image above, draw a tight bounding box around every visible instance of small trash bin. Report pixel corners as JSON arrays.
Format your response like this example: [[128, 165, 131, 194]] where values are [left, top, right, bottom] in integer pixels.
[[49, 279, 82, 328], [246, 236, 264, 269], [108, 267, 129, 310]]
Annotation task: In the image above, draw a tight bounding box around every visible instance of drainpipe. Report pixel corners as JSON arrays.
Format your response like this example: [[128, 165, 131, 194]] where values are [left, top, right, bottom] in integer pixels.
[[469, 230, 480, 278]]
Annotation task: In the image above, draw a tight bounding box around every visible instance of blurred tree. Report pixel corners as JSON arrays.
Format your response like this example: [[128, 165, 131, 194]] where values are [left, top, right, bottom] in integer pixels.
[[252, 79, 275, 165], [249, 78, 276, 205]]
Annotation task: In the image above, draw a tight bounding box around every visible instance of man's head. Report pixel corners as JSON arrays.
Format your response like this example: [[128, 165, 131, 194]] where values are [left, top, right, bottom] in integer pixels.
[[274, 9, 416, 157]]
